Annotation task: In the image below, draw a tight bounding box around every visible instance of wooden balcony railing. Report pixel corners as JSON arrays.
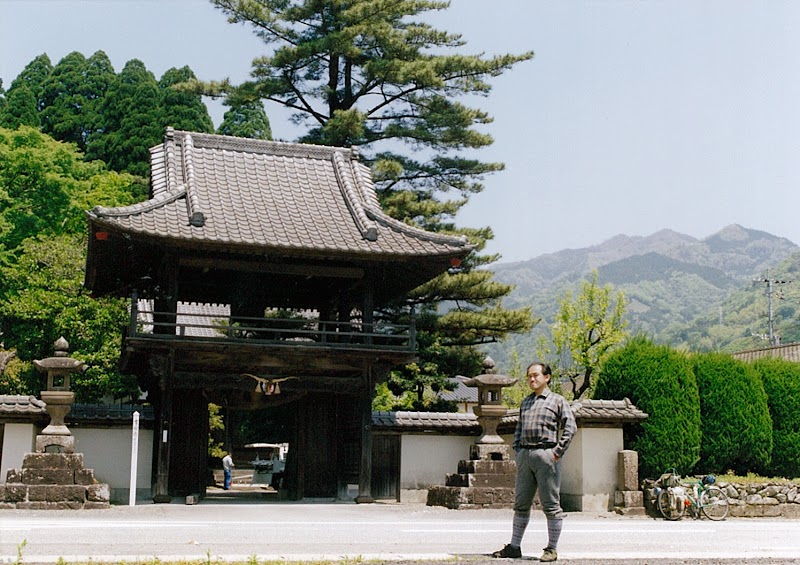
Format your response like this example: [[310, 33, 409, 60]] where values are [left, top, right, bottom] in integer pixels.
[[127, 296, 416, 352]]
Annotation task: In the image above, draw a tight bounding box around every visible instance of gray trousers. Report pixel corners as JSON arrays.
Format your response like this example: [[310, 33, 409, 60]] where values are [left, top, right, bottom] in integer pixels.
[[513, 447, 564, 519]]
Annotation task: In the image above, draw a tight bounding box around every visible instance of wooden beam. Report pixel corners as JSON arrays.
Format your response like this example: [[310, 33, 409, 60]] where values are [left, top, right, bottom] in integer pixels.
[[179, 257, 364, 279]]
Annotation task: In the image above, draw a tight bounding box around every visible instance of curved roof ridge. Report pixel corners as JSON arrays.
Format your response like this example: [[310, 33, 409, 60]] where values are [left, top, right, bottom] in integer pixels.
[[91, 186, 187, 218], [366, 207, 469, 248], [172, 129, 355, 161], [333, 151, 377, 241], [182, 134, 205, 227]]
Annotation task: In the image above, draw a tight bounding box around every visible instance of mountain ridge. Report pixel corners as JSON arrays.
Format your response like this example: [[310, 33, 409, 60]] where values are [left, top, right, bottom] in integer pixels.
[[486, 224, 800, 368]]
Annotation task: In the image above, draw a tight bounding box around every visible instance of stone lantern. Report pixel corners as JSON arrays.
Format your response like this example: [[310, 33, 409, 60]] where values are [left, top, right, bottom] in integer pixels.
[[33, 337, 87, 446], [463, 356, 517, 461]]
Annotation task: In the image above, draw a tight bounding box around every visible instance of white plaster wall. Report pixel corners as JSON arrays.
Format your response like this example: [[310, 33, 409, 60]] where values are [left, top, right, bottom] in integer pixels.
[[0, 423, 36, 483], [400, 434, 474, 490], [73, 427, 153, 501], [560, 427, 623, 512]]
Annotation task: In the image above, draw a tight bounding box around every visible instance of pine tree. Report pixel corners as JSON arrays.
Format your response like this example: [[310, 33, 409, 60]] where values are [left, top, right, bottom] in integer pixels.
[[200, 0, 535, 403]]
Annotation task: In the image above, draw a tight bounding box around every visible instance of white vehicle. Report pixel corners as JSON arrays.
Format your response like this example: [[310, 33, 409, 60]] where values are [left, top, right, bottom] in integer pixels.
[[245, 443, 287, 488]]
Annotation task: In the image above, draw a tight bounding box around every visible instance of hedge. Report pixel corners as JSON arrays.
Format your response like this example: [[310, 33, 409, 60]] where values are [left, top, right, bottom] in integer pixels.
[[752, 357, 800, 479], [594, 336, 701, 480], [692, 352, 772, 475]]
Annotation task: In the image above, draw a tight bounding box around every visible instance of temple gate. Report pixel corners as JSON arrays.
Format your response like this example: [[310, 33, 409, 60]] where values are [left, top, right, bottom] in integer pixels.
[[83, 129, 471, 502]]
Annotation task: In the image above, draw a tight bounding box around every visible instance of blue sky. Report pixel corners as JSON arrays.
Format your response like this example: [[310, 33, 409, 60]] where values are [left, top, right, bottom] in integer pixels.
[[2, 0, 800, 263]]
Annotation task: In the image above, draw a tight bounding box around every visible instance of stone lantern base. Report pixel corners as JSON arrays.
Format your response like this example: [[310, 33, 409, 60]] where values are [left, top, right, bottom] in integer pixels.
[[427, 445, 518, 509], [0, 452, 110, 510]]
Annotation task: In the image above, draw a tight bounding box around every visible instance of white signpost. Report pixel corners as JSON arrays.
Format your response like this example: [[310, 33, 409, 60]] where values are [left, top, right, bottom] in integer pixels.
[[129, 411, 140, 506]]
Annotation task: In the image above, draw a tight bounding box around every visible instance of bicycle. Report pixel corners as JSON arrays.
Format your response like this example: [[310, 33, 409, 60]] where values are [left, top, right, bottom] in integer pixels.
[[655, 471, 730, 521]]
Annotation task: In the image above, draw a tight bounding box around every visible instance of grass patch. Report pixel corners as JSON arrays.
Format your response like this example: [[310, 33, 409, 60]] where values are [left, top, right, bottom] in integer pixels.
[[716, 472, 799, 484]]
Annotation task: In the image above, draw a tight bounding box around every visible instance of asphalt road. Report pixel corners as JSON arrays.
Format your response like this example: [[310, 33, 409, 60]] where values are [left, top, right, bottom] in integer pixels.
[[1, 492, 800, 564]]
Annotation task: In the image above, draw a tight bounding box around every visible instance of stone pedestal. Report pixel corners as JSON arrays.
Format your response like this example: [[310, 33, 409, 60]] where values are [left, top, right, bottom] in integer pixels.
[[0, 449, 110, 509], [427, 458, 517, 509], [614, 449, 646, 516]]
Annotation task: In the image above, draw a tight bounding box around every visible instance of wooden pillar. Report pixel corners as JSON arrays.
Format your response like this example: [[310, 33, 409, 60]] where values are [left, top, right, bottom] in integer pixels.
[[355, 365, 375, 503], [152, 354, 173, 503]]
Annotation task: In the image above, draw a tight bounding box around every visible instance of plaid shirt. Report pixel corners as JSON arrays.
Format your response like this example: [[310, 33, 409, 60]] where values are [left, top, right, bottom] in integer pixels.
[[513, 388, 577, 459]]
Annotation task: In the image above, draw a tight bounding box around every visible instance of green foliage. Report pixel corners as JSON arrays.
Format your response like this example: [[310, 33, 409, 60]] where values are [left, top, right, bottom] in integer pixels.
[[501, 349, 527, 408], [594, 336, 701, 480], [159, 66, 215, 134], [87, 59, 165, 176], [752, 358, 800, 479], [208, 402, 226, 458], [551, 270, 628, 399], [692, 352, 772, 475], [0, 127, 144, 401], [217, 100, 273, 140], [0, 85, 39, 129], [0, 235, 137, 402], [0, 126, 144, 252], [39, 51, 115, 151]]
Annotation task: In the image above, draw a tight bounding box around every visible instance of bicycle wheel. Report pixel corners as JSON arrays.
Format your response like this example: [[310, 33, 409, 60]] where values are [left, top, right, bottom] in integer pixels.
[[657, 487, 684, 520], [699, 486, 729, 521]]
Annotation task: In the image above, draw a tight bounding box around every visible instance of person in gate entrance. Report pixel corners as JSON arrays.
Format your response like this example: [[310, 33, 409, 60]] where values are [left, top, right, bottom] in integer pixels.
[[492, 362, 577, 562], [222, 452, 235, 490]]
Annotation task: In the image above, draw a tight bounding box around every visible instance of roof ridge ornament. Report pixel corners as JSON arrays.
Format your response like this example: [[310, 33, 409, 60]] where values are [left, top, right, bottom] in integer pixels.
[[182, 134, 206, 227]]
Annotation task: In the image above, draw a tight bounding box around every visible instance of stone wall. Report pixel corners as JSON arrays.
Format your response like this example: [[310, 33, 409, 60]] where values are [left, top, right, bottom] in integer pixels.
[[643, 477, 800, 518]]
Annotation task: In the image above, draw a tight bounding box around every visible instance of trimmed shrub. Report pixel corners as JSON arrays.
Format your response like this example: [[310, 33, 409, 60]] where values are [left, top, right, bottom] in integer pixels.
[[692, 352, 772, 475], [752, 358, 800, 479], [594, 336, 701, 481]]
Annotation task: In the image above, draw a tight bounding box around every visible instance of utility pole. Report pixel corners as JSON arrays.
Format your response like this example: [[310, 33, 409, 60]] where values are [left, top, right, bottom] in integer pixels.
[[754, 275, 789, 346]]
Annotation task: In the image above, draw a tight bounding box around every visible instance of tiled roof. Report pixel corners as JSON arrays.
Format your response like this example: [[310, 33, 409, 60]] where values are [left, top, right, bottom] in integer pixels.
[[0, 395, 46, 417], [732, 342, 800, 363], [373, 398, 647, 432], [438, 376, 479, 404], [136, 300, 231, 338], [88, 129, 471, 259]]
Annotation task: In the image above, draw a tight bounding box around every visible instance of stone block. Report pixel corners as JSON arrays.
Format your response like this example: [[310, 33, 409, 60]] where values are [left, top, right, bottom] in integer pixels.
[[6, 469, 21, 483], [614, 490, 644, 508], [46, 485, 86, 503], [88, 483, 110, 503], [27, 485, 48, 502], [0, 503, 15, 509], [470, 443, 512, 461], [4, 484, 27, 503], [781, 503, 800, 518], [54, 502, 84, 510], [21, 468, 74, 485], [23, 452, 84, 470], [84, 501, 111, 510], [458, 460, 516, 475], [445, 473, 467, 487], [16, 502, 52, 510], [35, 434, 75, 454], [74, 469, 95, 485], [467, 473, 515, 488], [186, 494, 200, 505], [617, 450, 639, 491], [0, 484, 4, 501]]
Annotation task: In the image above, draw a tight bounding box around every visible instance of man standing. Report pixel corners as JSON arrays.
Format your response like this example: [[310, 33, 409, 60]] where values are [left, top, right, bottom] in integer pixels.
[[492, 362, 577, 562], [222, 452, 235, 490]]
